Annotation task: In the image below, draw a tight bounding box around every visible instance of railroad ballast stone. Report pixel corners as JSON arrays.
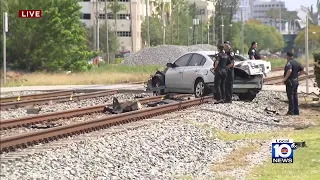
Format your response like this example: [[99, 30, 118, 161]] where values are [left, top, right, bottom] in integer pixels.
[[0, 93, 152, 120], [0, 91, 48, 98], [122, 44, 217, 66], [0, 91, 310, 179]]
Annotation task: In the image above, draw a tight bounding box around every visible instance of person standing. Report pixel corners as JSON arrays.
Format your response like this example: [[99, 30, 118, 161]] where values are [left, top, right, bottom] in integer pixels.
[[248, 41, 265, 60], [213, 45, 231, 104], [282, 52, 307, 115], [224, 41, 235, 103]]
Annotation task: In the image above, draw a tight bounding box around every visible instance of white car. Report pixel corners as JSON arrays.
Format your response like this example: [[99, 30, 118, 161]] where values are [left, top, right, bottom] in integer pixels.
[[146, 51, 271, 101]]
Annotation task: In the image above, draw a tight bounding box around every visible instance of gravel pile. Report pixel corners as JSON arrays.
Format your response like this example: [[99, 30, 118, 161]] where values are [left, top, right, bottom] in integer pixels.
[[0, 91, 47, 98], [0, 91, 308, 179], [0, 93, 152, 120], [122, 44, 217, 65]]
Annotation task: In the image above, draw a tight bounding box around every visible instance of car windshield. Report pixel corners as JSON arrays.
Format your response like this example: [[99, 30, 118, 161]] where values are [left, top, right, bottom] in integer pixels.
[[208, 54, 247, 61]]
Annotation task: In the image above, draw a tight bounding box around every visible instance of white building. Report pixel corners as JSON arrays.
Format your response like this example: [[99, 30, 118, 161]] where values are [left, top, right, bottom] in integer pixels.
[[188, 0, 215, 23], [251, 0, 285, 32], [232, 0, 251, 22]]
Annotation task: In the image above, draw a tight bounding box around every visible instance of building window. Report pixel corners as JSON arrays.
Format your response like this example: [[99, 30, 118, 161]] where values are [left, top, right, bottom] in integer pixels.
[[119, 0, 129, 2], [83, 0, 90, 2], [99, 14, 106, 19], [117, 31, 131, 37], [81, 13, 91, 20], [107, 13, 114, 19], [119, 14, 130, 19]]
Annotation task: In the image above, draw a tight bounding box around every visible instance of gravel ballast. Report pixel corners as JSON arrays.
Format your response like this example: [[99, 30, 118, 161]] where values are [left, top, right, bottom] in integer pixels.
[[122, 44, 217, 66], [0, 91, 48, 98], [0, 91, 311, 179], [0, 93, 152, 120]]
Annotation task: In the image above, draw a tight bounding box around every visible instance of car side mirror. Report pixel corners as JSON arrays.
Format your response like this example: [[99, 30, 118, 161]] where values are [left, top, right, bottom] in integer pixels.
[[166, 63, 175, 68]]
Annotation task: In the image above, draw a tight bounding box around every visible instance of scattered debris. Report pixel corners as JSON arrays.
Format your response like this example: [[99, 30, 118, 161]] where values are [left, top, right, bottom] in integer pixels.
[[147, 99, 178, 107], [28, 123, 62, 129], [293, 141, 307, 148], [264, 107, 280, 115], [26, 105, 42, 114], [103, 97, 143, 114]]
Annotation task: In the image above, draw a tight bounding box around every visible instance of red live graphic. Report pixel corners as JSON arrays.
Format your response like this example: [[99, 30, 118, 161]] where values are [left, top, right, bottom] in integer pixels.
[[18, 10, 42, 18]]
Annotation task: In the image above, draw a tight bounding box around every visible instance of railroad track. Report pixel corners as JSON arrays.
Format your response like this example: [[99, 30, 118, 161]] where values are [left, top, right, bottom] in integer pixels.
[[264, 70, 315, 85], [0, 94, 189, 130], [0, 95, 210, 153], [271, 62, 315, 72], [0, 90, 118, 110], [0, 90, 74, 103]]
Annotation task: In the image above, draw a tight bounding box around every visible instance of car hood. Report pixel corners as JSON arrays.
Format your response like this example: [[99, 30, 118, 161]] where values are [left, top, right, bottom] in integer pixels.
[[234, 60, 272, 76]]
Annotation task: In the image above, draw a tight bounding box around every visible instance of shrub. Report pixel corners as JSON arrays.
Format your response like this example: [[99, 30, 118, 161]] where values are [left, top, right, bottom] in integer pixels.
[[313, 51, 320, 88]]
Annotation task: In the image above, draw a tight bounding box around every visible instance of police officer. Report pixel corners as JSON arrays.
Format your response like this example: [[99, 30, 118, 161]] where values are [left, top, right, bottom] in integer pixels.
[[282, 52, 307, 115], [224, 41, 235, 103], [213, 45, 231, 104], [248, 41, 265, 60]]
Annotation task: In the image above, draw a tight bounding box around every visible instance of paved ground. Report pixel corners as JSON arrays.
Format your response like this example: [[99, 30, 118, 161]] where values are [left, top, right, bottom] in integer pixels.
[[1, 83, 319, 94]]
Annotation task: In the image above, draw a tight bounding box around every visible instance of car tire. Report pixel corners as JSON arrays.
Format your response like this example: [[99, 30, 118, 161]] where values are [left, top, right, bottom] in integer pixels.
[[238, 91, 257, 101], [153, 78, 165, 96], [194, 79, 207, 98]]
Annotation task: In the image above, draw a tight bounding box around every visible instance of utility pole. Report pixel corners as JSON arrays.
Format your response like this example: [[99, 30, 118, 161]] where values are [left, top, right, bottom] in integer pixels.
[[162, 0, 165, 45], [146, 0, 150, 47], [129, 1, 133, 52], [187, 10, 189, 45], [221, 17, 224, 44], [212, 12, 215, 45], [3, 12, 8, 86], [279, 5, 282, 34], [305, 13, 309, 93], [200, 9, 203, 44], [207, 23, 209, 44], [96, 0, 100, 51], [105, 0, 110, 64], [241, 8, 244, 55]]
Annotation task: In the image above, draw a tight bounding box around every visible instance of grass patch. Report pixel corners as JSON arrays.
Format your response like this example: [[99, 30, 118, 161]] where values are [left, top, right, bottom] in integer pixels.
[[266, 58, 314, 68], [1, 64, 164, 87], [212, 143, 261, 172]]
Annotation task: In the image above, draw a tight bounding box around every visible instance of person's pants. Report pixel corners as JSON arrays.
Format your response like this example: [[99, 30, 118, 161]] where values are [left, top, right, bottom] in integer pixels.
[[286, 79, 299, 115], [214, 69, 227, 101], [225, 69, 234, 102]]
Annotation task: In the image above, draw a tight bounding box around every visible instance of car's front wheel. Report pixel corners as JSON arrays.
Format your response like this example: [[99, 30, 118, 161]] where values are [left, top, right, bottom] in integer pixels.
[[194, 79, 207, 98], [238, 90, 258, 101]]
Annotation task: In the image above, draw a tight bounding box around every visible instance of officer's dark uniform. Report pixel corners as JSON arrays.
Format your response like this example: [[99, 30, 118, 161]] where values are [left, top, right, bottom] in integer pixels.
[[248, 42, 261, 60], [214, 50, 231, 103], [284, 53, 304, 115], [225, 49, 235, 103]]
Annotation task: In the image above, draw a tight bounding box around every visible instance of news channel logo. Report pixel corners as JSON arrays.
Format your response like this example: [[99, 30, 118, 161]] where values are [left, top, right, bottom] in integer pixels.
[[272, 139, 297, 163]]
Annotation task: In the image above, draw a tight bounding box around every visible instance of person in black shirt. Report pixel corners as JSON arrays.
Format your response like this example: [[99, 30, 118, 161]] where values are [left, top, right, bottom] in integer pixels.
[[248, 41, 265, 60], [213, 45, 232, 104], [282, 52, 307, 115], [224, 41, 235, 103]]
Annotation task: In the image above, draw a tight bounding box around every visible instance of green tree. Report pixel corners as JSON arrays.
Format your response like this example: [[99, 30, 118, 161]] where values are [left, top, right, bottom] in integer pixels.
[[0, 0, 96, 72], [294, 25, 320, 49], [141, 15, 163, 46], [107, 0, 126, 35], [86, 25, 119, 63]]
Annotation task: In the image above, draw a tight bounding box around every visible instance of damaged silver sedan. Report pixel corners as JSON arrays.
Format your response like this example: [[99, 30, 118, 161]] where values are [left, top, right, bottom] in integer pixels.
[[146, 51, 271, 101]]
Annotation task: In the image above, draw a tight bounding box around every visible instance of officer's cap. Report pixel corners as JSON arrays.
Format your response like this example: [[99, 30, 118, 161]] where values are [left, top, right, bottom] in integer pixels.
[[224, 41, 231, 45], [286, 52, 293, 57]]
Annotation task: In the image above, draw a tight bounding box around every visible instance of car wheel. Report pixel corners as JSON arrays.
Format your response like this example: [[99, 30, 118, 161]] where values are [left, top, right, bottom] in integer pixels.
[[238, 91, 257, 101], [153, 78, 165, 96], [194, 79, 207, 98]]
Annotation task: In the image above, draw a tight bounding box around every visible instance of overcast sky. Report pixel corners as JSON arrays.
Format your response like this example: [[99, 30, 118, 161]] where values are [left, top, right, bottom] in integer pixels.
[[284, 0, 317, 11]]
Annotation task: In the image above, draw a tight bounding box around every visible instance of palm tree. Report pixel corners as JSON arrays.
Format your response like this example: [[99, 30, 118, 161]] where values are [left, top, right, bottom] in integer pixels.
[[107, 0, 126, 35]]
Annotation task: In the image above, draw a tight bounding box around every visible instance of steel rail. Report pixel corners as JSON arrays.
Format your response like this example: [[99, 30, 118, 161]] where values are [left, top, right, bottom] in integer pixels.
[[271, 63, 314, 72], [0, 90, 74, 103], [0, 96, 211, 153], [0, 94, 189, 130], [0, 90, 118, 110], [264, 71, 315, 84]]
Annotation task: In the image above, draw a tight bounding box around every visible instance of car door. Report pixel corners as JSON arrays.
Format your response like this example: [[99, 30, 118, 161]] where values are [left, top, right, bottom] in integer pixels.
[[165, 53, 193, 91], [181, 53, 206, 91]]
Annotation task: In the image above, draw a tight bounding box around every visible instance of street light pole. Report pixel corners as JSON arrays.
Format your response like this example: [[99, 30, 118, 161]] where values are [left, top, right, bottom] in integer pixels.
[[212, 11, 215, 45], [146, 0, 150, 47], [96, 0, 100, 51], [221, 17, 224, 44], [241, 8, 244, 55], [3, 12, 8, 86], [305, 13, 309, 93], [104, 0, 110, 64], [207, 23, 209, 44]]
